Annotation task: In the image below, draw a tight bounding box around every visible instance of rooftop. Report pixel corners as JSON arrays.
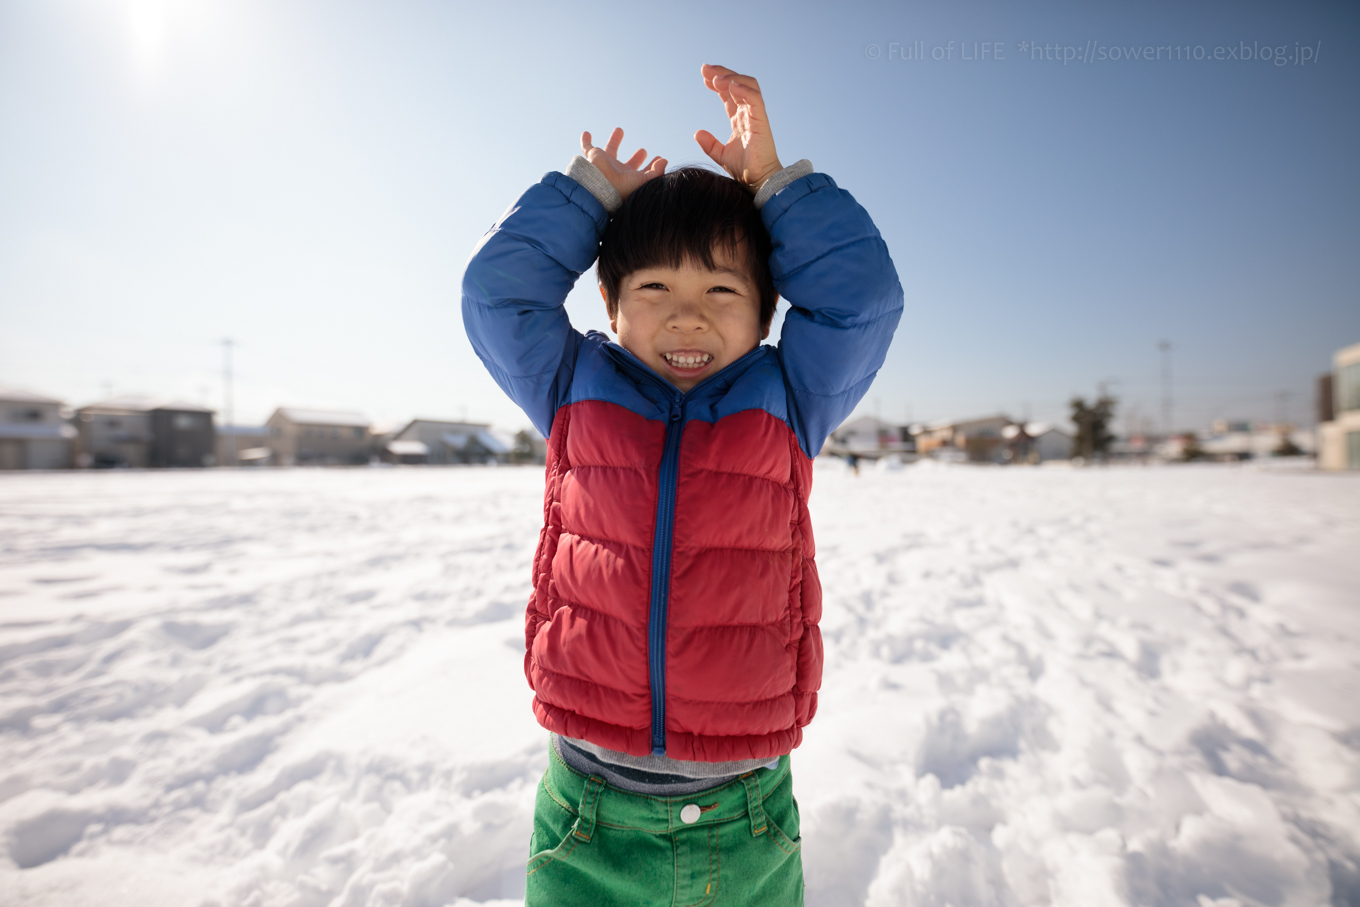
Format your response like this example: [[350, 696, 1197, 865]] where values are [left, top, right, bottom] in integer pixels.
[[0, 387, 65, 405], [79, 396, 215, 414], [271, 408, 370, 428]]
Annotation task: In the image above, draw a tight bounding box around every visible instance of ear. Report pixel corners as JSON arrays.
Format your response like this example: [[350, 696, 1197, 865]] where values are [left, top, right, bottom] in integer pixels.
[[760, 293, 779, 340], [600, 284, 618, 334]]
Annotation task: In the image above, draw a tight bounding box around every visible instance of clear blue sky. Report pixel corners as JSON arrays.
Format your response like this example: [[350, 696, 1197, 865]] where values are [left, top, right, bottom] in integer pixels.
[[2, 0, 1356, 435]]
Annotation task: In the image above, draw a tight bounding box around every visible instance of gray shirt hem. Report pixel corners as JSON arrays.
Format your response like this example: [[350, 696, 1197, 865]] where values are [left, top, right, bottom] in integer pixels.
[[559, 733, 781, 779], [753, 159, 814, 209], [565, 155, 623, 214]]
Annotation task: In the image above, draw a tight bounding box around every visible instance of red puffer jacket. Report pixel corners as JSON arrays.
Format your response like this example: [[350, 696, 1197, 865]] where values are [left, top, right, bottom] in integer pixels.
[[530, 389, 818, 762], [463, 170, 902, 761]]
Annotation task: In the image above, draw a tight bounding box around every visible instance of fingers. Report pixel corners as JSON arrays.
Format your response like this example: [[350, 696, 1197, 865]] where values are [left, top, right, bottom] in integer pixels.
[[701, 64, 737, 118], [721, 75, 763, 117], [693, 129, 726, 165], [725, 78, 768, 130], [724, 76, 763, 103], [643, 156, 668, 178], [702, 64, 761, 96], [584, 128, 655, 171], [703, 64, 765, 125], [700, 63, 737, 91]]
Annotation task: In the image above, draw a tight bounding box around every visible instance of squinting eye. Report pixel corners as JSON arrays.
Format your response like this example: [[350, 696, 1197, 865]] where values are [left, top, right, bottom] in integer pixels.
[[710, 286, 736, 294]]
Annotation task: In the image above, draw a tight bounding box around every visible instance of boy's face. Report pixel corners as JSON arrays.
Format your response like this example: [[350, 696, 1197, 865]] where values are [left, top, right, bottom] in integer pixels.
[[606, 246, 768, 393]]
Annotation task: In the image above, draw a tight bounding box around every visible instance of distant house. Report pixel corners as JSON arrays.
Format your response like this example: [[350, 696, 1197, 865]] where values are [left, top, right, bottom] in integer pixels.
[[0, 388, 75, 470], [1319, 341, 1360, 470], [384, 439, 431, 465], [511, 428, 548, 465], [915, 415, 1014, 462], [216, 425, 273, 466], [266, 408, 371, 466], [1199, 420, 1315, 461], [386, 419, 514, 465], [828, 416, 914, 458], [76, 397, 216, 468], [1002, 422, 1074, 463]]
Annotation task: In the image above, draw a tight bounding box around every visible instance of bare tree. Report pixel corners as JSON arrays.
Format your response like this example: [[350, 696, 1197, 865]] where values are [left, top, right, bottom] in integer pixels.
[[1070, 394, 1117, 461]]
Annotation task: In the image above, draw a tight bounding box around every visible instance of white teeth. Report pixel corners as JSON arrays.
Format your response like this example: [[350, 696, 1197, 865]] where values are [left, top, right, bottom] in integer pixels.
[[665, 352, 712, 369]]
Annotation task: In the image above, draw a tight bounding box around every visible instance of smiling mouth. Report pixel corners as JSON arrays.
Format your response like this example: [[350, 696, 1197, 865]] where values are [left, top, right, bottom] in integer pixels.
[[662, 351, 714, 370]]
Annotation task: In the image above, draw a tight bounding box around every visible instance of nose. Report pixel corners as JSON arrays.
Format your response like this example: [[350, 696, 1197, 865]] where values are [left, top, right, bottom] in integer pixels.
[[668, 297, 708, 332]]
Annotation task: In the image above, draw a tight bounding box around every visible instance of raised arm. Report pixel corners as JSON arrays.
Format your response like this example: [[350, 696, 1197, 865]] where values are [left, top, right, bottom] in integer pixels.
[[763, 174, 904, 458], [694, 64, 904, 457], [461, 132, 666, 437]]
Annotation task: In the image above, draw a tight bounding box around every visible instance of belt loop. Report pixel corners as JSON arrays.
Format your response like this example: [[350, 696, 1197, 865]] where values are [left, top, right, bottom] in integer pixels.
[[739, 772, 767, 837], [573, 775, 606, 842]]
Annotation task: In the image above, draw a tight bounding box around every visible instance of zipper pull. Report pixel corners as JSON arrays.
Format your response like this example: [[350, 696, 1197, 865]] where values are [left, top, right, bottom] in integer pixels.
[[670, 401, 682, 422]]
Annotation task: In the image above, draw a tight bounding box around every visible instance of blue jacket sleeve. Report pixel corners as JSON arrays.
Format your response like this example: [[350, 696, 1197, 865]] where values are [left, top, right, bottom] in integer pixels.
[[460, 172, 609, 438], [764, 174, 905, 458]]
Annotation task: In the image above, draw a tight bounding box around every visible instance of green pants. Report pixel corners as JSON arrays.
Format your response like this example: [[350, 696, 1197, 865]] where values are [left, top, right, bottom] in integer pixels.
[[526, 747, 804, 906]]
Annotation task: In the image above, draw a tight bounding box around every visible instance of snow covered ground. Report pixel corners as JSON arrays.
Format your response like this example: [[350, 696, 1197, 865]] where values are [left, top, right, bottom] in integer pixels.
[[1, 462, 1357, 906]]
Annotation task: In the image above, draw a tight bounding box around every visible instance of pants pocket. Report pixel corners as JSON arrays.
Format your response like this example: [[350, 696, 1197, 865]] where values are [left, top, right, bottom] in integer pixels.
[[760, 777, 802, 855], [763, 811, 802, 856], [527, 777, 581, 874]]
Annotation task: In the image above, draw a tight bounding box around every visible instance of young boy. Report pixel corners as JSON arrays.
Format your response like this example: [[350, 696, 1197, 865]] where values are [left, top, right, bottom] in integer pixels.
[[463, 64, 903, 905]]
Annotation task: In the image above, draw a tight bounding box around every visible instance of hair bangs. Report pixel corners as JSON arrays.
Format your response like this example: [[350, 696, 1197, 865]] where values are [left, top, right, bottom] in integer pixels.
[[597, 167, 777, 328]]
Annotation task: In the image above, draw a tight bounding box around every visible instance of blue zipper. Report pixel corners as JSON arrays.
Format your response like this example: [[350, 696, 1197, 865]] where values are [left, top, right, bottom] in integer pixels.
[[601, 343, 767, 757], [648, 394, 684, 754]]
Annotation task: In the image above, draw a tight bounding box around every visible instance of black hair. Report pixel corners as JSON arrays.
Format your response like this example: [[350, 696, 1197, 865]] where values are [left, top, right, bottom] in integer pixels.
[[597, 167, 777, 329]]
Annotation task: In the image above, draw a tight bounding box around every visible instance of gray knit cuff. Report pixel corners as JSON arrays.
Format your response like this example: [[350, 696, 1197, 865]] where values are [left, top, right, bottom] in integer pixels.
[[565, 155, 623, 214], [753, 159, 814, 210]]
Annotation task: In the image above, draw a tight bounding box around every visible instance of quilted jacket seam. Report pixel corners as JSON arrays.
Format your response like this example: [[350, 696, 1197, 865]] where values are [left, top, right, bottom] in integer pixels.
[[551, 597, 647, 631], [668, 620, 789, 630], [564, 461, 658, 473], [533, 663, 649, 698], [680, 466, 797, 487], [558, 528, 648, 552], [667, 691, 795, 707], [671, 542, 797, 554]]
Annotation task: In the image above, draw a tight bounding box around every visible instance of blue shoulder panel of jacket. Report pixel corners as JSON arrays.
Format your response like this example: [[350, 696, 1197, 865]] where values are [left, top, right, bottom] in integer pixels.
[[564, 332, 795, 438]]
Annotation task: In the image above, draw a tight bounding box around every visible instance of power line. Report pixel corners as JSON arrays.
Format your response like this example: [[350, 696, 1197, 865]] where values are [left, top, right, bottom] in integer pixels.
[[1158, 340, 1174, 436], [222, 339, 236, 467]]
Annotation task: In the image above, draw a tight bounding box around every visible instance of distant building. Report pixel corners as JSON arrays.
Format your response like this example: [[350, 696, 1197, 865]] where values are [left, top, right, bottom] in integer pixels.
[[216, 425, 273, 466], [1317, 373, 1334, 426], [1319, 341, 1360, 470], [1200, 420, 1315, 461], [915, 415, 1014, 462], [511, 429, 548, 465], [385, 419, 514, 465], [1002, 422, 1073, 463], [384, 439, 431, 464], [75, 397, 216, 468], [266, 408, 371, 466], [0, 388, 75, 470], [828, 416, 915, 458]]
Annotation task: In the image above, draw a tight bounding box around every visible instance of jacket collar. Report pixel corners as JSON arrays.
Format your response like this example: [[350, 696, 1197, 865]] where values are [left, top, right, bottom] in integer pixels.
[[590, 332, 770, 405]]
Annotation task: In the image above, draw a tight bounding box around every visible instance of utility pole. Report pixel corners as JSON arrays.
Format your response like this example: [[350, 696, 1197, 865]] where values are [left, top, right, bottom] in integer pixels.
[[222, 339, 236, 466], [1158, 341, 1173, 437]]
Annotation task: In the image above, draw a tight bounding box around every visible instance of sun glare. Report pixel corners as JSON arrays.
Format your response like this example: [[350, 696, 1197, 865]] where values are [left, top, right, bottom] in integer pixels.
[[127, 0, 167, 79]]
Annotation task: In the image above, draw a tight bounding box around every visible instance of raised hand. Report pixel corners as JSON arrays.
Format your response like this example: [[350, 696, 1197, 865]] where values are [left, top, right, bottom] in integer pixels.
[[694, 64, 783, 193], [581, 128, 667, 203]]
